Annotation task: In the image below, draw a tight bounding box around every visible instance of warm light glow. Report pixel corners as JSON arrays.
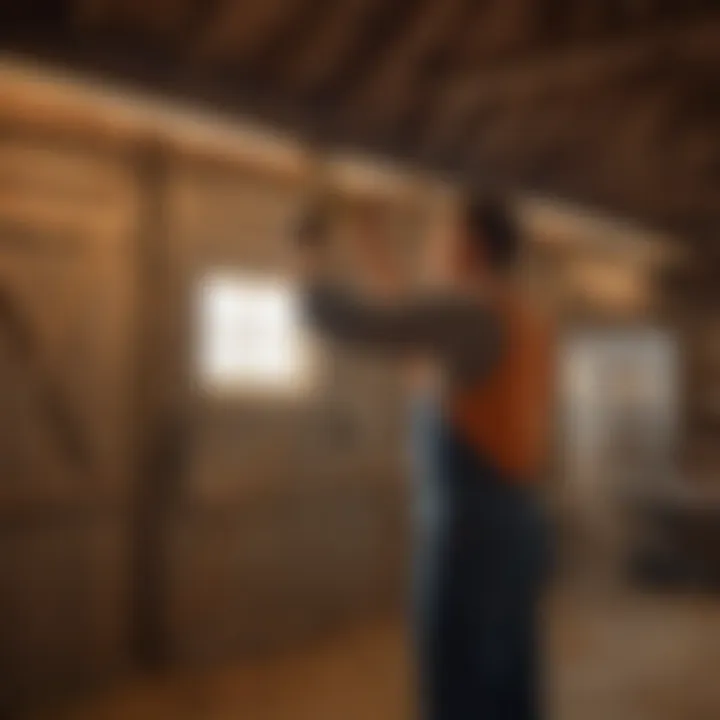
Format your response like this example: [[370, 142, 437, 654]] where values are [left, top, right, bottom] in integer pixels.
[[565, 259, 650, 312], [197, 273, 311, 395]]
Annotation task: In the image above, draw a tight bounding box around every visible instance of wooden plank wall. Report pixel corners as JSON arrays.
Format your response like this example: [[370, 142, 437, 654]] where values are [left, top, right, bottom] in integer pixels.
[[156, 157, 425, 664], [0, 129, 140, 707], [0, 64, 440, 704]]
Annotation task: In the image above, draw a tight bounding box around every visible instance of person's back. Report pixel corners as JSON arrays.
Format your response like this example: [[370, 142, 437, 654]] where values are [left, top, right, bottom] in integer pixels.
[[294, 195, 553, 719], [450, 292, 553, 482]]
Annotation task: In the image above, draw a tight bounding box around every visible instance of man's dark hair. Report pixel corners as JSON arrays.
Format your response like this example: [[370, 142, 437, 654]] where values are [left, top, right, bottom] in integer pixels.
[[464, 197, 520, 271]]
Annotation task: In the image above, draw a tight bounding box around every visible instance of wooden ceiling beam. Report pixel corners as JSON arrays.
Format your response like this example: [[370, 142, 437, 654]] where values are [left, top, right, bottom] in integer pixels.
[[73, 0, 114, 27], [533, 151, 720, 225], [514, 166, 718, 239], [469, 0, 545, 59], [381, 1, 499, 152], [452, 78, 720, 228], [496, 80, 678, 177], [72, 0, 198, 40], [309, 0, 420, 105], [279, 0, 373, 95], [249, 0, 333, 85], [3, 0, 719, 241], [567, 0, 661, 36], [421, 13, 720, 157], [340, 0, 468, 133], [191, 0, 305, 65]]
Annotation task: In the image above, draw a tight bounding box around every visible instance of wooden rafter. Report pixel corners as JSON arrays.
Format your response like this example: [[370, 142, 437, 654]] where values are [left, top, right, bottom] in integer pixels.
[[310, 0, 420, 104], [73, 0, 198, 39], [278, 0, 372, 95], [421, 13, 720, 156], [251, 0, 334, 84], [339, 0, 468, 132], [383, 1, 500, 150], [191, 0, 305, 65], [453, 74, 720, 225], [0, 0, 718, 238]]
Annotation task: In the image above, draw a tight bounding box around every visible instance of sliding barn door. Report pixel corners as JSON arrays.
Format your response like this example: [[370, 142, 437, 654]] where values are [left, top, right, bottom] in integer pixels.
[[0, 132, 139, 705]]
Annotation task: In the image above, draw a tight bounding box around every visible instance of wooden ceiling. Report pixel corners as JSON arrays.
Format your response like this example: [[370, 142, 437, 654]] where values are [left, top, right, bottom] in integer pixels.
[[1, 1, 719, 245]]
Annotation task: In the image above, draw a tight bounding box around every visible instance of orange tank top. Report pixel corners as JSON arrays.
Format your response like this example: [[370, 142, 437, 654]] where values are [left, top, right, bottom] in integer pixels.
[[449, 296, 554, 482]]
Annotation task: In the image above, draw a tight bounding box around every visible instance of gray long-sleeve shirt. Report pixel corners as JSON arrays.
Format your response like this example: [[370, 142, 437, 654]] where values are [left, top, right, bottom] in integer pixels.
[[304, 282, 504, 386]]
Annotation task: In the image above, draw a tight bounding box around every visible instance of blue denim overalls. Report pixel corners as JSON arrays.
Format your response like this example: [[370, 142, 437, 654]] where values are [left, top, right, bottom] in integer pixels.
[[410, 394, 549, 720]]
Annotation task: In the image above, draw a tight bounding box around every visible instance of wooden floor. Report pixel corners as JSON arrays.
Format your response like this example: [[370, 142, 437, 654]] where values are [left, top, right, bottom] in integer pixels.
[[25, 586, 720, 720]]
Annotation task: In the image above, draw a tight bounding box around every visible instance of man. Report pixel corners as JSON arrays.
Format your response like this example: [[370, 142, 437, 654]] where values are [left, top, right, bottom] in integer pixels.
[[295, 196, 553, 719]]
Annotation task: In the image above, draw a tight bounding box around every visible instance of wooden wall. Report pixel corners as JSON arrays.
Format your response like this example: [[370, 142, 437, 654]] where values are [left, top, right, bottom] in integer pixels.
[[0, 64, 439, 707], [0, 130, 140, 707], [154, 157, 424, 665], [0, 60, 686, 708]]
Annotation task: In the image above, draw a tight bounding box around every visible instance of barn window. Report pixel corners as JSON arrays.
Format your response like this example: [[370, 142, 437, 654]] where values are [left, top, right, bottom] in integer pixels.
[[196, 272, 312, 396]]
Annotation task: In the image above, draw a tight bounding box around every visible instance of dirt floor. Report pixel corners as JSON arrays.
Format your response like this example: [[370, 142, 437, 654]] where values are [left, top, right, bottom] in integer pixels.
[[24, 585, 720, 720]]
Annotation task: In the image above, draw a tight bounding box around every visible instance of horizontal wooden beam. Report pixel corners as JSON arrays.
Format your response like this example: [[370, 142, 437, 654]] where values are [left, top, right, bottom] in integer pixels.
[[192, 0, 304, 64], [422, 13, 720, 156], [279, 0, 372, 95], [340, 0, 467, 131], [309, 0, 418, 105]]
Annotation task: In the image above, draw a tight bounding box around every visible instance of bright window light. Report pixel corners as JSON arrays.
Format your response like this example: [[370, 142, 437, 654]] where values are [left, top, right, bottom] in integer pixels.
[[196, 273, 311, 395]]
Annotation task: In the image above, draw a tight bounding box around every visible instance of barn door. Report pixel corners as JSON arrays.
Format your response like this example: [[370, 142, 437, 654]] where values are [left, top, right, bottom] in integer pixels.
[[0, 133, 139, 704]]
